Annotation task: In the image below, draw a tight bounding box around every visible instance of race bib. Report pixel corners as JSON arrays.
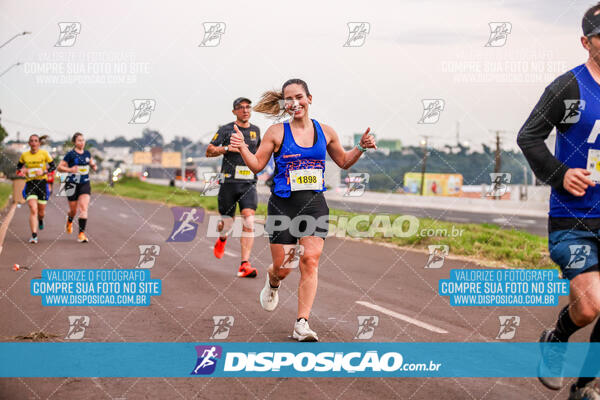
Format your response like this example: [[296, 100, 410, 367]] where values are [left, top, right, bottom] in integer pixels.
[[28, 168, 42, 178], [77, 165, 89, 174], [234, 165, 254, 180], [587, 149, 600, 182], [289, 168, 323, 191]]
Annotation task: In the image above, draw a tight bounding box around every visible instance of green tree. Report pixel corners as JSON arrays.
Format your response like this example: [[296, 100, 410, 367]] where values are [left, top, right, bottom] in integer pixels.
[[0, 122, 7, 145], [0, 148, 20, 179]]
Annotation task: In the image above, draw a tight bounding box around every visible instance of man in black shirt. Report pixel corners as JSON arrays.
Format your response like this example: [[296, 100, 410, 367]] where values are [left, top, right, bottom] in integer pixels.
[[206, 97, 261, 278], [518, 3, 600, 398]]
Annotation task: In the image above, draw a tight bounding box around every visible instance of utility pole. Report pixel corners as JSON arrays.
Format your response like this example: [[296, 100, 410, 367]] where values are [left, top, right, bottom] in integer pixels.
[[420, 136, 430, 196], [491, 130, 504, 200], [494, 130, 502, 174], [521, 165, 528, 201], [456, 121, 460, 147], [181, 142, 195, 190]]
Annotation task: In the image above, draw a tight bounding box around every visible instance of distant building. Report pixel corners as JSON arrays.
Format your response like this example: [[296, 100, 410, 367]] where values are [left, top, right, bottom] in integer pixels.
[[103, 146, 132, 163], [353, 133, 402, 152], [133, 148, 181, 168], [378, 139, 402, 152]]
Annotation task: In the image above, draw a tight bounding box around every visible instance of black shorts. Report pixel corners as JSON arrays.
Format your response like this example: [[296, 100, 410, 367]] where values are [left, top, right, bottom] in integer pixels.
[[67, 181, 91, 202], [267, 191, 329, 244], [217, 182, 258, 217], [24, 180, 49, 203]]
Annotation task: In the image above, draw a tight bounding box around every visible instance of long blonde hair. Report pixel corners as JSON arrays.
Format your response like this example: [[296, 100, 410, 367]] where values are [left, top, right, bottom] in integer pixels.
[[253, 78, 311, 118]]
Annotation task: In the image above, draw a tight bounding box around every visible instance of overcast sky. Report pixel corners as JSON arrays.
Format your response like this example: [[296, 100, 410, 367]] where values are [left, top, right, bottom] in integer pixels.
[[0, 0, 592, 150]]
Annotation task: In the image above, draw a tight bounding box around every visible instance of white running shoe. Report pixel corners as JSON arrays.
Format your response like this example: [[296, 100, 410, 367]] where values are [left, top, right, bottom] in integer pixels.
[[260, 274, 279, 311], [293, 319, 318, 342]]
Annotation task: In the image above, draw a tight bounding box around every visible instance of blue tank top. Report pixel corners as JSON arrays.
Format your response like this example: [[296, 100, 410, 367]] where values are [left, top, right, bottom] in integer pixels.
[[272, 119, 327, 198], [63, 149, 91, 184], [551, 64, 600, 218]]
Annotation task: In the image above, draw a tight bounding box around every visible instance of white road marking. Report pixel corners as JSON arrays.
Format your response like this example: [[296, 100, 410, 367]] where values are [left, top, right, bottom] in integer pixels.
[[148, 223, 165, 231], [355, 301, 448, 334], [118, 213, 129, 219], [518, 219, 536, 224], [492, 216, 531, 226], [493, 380, 522, 389], [448, 217, 470, 222], [101, 206, 107, 211]]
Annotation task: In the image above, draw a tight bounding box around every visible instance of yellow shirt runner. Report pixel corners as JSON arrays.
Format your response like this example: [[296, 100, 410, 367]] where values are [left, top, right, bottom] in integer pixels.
[[19, 150, 54, 182]]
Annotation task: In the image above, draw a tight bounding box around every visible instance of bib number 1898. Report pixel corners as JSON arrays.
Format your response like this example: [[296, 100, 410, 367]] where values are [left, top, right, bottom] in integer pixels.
[[289, 168, 323, 191]]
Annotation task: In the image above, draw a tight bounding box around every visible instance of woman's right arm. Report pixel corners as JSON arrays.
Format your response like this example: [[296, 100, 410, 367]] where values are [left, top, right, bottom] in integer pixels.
[[57, 160, 76, 173], [230, 124, 279, 174]]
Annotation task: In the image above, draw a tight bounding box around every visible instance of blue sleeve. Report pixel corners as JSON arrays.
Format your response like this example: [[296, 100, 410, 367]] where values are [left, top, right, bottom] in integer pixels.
[[63, 151, 72, 166]]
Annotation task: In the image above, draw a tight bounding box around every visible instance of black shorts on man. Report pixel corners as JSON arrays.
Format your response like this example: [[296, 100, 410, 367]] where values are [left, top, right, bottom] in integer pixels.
[[217, 182, 258, 217]]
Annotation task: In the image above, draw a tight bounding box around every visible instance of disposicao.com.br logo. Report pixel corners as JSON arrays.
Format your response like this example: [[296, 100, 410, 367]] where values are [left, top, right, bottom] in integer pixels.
[[191, 346, 442, 376]]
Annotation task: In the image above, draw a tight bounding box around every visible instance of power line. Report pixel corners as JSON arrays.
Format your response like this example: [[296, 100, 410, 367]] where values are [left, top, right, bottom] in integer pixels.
[[3, 118, 71, 137]]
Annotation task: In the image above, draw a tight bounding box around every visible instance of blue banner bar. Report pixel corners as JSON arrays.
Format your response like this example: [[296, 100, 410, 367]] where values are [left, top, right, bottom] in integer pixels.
[[0, 342, 598, 377]]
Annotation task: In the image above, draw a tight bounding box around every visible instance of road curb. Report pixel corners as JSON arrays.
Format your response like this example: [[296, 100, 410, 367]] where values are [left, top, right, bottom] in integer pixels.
[[0, 201, 17, 256]]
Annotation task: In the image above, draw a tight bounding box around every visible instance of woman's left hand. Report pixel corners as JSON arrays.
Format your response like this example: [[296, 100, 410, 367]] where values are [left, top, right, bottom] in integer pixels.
[[359, 128, 377, 149]]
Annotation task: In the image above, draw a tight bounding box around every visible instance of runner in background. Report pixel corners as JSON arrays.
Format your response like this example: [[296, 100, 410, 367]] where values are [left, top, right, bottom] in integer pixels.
[[206, 97, 261, 278], [230, 78, 376, 341], [518, 3, 600, 398], [22, 135, 55, 203], [57, 132, 97, 243], [16, 134, 56, 243], [46, 170, 55, 198]]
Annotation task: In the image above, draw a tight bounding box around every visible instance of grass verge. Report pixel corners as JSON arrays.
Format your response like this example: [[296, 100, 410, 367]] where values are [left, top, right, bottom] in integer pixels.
[[93, 177, 552, 268], [0, 182, 12, 209]]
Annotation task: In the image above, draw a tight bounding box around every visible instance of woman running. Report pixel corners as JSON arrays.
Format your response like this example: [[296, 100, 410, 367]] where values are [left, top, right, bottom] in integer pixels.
[[230, 78, 376, 341], [57, 132, 97, 243], [16, 134, 56, 243]]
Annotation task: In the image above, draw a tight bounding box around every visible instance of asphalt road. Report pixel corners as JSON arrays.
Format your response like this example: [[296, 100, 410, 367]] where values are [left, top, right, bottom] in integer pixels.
[[0, 194, 588, 399]]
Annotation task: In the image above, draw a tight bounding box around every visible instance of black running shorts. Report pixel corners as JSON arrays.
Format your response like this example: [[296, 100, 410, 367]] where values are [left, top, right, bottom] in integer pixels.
[[24, 179, 48, 203], [266, 191, 329, 244], [217, 182, 258, 217], [67, 181, 91, 202]]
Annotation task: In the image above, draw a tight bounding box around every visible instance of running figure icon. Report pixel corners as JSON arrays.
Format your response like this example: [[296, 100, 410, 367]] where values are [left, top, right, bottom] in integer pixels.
[[167, 207, 204, 242], [193, 346, 218, 373]]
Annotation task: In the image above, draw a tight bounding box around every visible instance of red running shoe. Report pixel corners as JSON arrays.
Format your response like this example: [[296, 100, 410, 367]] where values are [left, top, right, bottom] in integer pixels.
[[214, 237, 226, 259], [237, 262, 257, 278]]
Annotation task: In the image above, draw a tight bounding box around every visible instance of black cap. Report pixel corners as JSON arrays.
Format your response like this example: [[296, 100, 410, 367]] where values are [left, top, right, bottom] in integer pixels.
[[233, 97, 251, 109], [583, 4, 600, 36]]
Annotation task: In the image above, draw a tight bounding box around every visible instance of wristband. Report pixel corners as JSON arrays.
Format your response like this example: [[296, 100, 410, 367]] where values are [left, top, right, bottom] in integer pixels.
[[356, 143, 367, 153], [223, 146, 229, 153]]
